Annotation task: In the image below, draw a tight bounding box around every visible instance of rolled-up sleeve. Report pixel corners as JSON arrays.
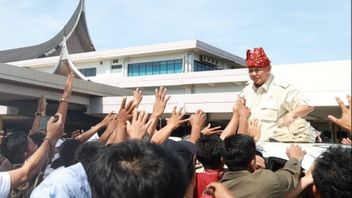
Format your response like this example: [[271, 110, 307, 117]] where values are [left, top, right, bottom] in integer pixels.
[[284, 85, 312, 111]]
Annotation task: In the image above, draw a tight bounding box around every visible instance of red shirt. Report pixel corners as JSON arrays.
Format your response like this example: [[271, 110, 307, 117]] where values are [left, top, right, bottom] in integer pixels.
[[194, 169, 223, 198]]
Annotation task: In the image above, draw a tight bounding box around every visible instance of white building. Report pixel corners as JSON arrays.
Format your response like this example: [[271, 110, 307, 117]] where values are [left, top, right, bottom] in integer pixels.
[[1, 0, 350, 142]]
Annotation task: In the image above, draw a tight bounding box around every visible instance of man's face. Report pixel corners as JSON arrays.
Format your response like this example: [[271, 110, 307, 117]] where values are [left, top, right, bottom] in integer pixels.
[[248, 66, 271, 86]]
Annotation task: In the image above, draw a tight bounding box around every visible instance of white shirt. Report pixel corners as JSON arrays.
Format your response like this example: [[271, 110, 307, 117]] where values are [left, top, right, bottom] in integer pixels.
[[31, 162, 91, 198], [0, 171, 11, 198], [242, 74, 311, 141]]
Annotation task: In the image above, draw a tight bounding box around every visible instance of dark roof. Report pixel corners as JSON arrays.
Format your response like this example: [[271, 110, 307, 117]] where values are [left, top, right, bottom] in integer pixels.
[[52, 37, 88, 80], [0, 0, 95, 63]]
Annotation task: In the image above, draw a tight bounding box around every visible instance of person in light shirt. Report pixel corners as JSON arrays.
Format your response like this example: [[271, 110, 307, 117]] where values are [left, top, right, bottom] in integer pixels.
[[240, 47, 314, 142]]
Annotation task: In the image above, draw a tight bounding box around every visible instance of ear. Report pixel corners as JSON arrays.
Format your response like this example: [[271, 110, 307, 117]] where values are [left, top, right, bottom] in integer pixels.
[[249, 158, 256, 172], [312, 184, 320, 198]]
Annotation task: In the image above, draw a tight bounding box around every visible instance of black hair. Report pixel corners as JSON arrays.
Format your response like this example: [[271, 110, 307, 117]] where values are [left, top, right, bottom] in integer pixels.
[[196, 135, 223, 169], [74, 141, 105, 169], [59, 139, 82, 167], [86, 140, 189, 198], [312, 145, 351, 198], [1, 132, 28, 164], [222, 134, 256, 171], [29, 132, 46, 147]]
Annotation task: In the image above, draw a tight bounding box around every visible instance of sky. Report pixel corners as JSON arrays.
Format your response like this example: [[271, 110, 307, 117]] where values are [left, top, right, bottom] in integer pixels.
[[0, 0, 350, 64]]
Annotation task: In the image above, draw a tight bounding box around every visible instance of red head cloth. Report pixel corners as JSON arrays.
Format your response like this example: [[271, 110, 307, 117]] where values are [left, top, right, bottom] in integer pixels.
[[246, 47, 271, 68]]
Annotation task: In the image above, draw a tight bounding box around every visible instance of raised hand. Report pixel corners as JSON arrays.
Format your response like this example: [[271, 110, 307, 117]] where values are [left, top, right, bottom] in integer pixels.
[[127, 109, 151, 140], [150, 106, 189, 144], [286, 144, 306, 162], [248, 119, 261, 142], [97, 111, 114, 128], [62, 72, 74, 100], [189, 109, 206, 143], [152, 86, 171, 118], [166, 106, 189, 129], [233, 97, 245, 115], [201, 124, 222, 136], [116, 97, 135, 125], [132, 88, 143, 108], [341, 137, 351, 145], [189, 109, 206, 129], [328, 95, 351, 133], [46, 113, 64, 141]]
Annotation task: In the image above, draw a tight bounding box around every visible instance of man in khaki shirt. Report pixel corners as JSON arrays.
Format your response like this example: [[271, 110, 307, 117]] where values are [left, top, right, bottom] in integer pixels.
[[220, 134, 305, 198], [241, 47, 314, 141]]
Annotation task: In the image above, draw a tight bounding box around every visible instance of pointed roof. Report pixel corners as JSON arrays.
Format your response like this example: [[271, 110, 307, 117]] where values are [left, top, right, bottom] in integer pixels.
[[0, 0, 95, 63], [52, 37, 88, 80]]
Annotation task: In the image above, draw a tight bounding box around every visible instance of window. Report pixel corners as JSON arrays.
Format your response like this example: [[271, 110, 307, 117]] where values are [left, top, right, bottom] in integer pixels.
[[127, 59, 183, 76], [79, 68, 96, 77], [111, 64, 122, 70], [194, 60, 222, 72]]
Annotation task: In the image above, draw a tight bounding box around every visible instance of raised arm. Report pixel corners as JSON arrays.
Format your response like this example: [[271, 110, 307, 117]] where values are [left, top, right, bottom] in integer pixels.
[[29, 95, 47, 135], [328, 95, 351, 133], [127, 109, 151, 140], [75, 112, 114, 143], [8, 113, 63, 189], [99, 115, 118, 144], [285, 165, 314, 198], [147, 87, 171, 137], [151, 106, 189, 144], [108, 97, 135, 144], [237, 105, 251, 135], [189, 109, 206, 144], [274, 144, 306, 192], [57, 72, 74, 128], [220, 97, 244, 140]]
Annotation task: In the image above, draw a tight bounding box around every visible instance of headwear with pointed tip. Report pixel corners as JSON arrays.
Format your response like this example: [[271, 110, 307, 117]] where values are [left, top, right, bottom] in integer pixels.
[[246, 47, 271, 68]]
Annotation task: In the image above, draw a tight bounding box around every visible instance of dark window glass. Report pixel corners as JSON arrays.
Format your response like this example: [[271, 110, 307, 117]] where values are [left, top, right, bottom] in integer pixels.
[[127, 59, 183, 76], [111, 64, 122, 70], [193, 60, 222, 72], [79, 68, 96, 77], [146, 63, 153, 75]]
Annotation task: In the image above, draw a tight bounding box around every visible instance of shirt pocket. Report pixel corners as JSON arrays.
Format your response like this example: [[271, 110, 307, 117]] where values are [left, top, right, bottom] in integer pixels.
[[260, 101, 279, 122]]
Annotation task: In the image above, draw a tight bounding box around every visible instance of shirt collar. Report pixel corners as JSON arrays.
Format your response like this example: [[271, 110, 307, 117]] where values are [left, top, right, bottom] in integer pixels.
[[252, 74, 274, 92], [221, 170, 251, 181]]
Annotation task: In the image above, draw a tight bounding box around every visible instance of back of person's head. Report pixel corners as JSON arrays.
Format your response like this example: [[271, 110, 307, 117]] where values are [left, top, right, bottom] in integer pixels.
[[75, 141, 105, 169], [29, 132, 46, 147], [196, 135, 223, 169], [163, 139, 196, 186], [1, 132, 29, 164], [223, 134, 256, 171], [59, 139, 82, 167], [312, 145, 351, 198], [86, 140, 189, 198]]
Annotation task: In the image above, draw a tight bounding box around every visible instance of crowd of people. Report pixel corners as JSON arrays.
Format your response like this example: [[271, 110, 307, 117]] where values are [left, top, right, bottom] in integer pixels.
[[0, 48, 351, 198]]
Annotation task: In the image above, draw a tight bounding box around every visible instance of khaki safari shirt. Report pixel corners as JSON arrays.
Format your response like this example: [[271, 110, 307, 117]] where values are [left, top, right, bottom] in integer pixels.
[[220, 158, 301, 198], [241, 74, 311, 141]]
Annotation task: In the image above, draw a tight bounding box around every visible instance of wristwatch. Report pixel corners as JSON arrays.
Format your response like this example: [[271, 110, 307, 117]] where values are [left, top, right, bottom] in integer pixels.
[[35, 112, 42, 116]]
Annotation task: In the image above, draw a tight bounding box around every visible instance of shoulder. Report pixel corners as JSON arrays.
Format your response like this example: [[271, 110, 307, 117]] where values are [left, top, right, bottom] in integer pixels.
[[0, 172, 11, 198], [242, 81, 254, 92], [31, 163, 91, 198], [271, 76, 290, 89]]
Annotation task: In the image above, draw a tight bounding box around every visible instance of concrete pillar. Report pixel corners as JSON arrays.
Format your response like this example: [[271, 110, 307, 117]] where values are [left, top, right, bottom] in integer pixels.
[[0, 118, 3, 131]]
